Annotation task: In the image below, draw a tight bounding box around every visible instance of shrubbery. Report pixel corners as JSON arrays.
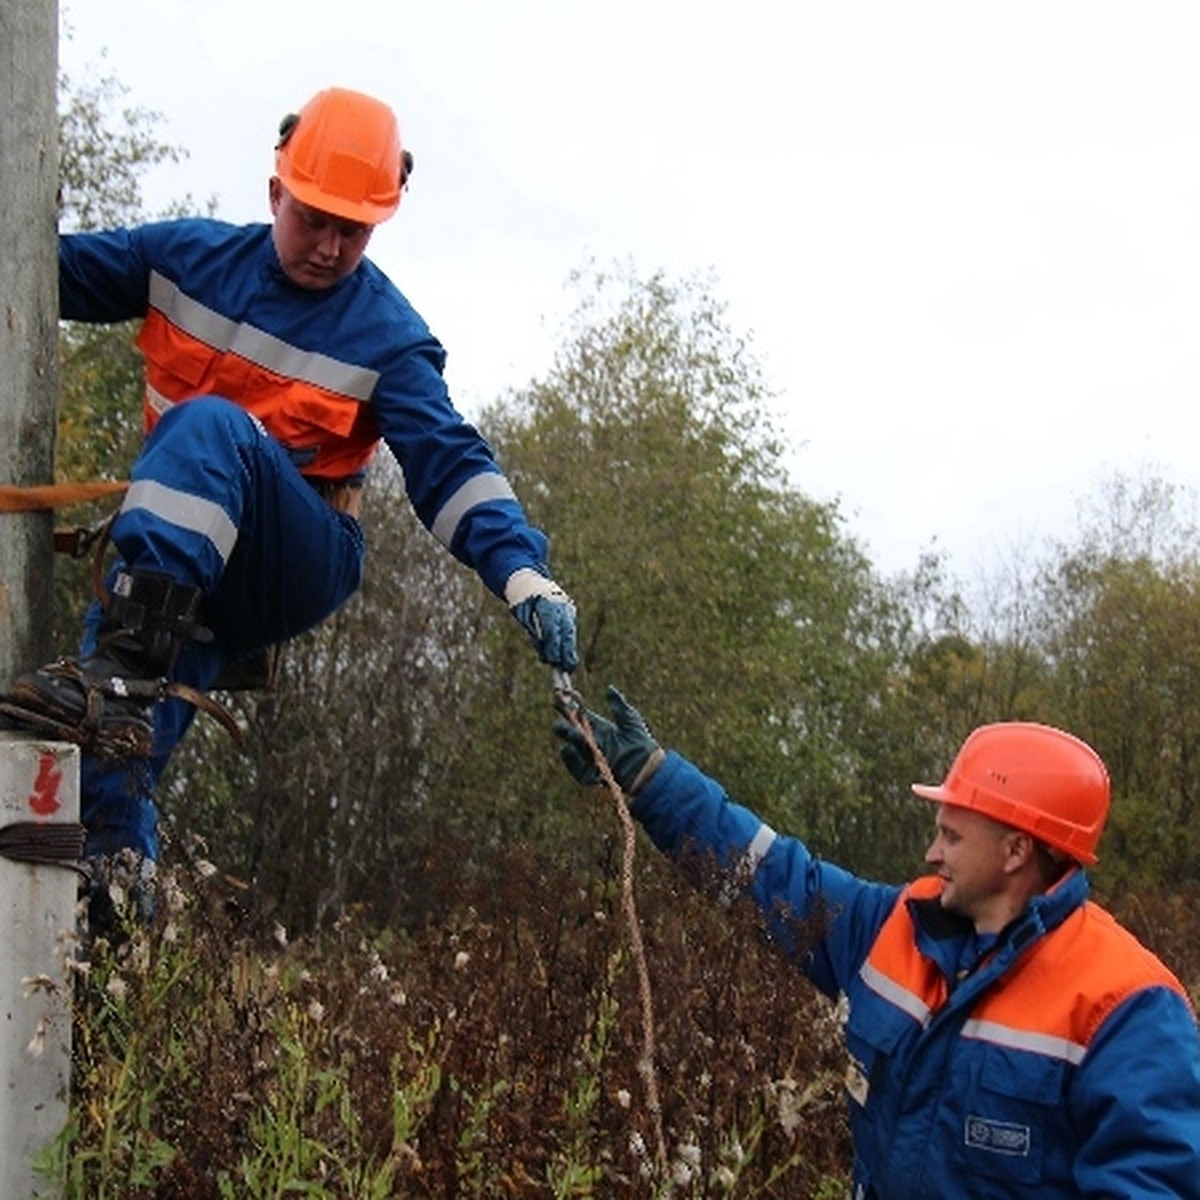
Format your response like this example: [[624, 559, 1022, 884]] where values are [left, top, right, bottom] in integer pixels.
[[36, 822, 1200, 1198], [40, 830, 865, 1197]]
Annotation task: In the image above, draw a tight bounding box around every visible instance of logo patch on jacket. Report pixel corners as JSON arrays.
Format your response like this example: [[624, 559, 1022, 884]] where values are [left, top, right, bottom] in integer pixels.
[[964, 1115, 1031, 1157]]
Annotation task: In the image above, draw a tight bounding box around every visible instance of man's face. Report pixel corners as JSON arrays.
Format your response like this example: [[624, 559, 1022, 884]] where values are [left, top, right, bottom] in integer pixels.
[[269, 179, 374, 289], [924, 803, 1018, 930]]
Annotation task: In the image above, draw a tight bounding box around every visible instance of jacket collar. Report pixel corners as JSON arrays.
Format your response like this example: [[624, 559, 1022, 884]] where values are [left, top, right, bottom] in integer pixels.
[[908, 867, 1089, 985]]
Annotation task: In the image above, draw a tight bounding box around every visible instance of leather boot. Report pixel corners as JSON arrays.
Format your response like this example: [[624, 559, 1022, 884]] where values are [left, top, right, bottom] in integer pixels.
[[0, 569, 209, 758]]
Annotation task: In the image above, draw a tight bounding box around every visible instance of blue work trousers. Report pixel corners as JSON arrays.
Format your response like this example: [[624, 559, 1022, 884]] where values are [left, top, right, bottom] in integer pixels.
[[80, 397, 366, 858]]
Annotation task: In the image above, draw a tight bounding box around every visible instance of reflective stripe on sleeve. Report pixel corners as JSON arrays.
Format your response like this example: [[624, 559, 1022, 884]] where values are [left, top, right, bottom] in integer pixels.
[[148, 272, 379, 399], [121, 479, 239, 565], [961, 1018, 1087, 1065], [718, 822, 778, 908], [430, 472, 518, 546]]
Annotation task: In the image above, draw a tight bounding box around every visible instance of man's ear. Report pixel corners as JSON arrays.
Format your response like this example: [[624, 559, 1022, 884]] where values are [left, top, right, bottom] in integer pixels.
[[1003, 830, 1036, 874], [268, 176, 283, 215]]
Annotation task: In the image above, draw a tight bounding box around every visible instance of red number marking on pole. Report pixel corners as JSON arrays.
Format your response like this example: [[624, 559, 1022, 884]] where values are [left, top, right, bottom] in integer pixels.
[[28, 753, 63, 817]]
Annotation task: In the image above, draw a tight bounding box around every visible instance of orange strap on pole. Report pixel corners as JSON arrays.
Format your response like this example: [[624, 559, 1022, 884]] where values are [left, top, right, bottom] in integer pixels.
[[0, 482, 129, 513]]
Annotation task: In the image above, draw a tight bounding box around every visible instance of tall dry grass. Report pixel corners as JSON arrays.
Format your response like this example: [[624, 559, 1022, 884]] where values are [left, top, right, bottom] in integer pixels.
[[33, 833, 1200, 1198]]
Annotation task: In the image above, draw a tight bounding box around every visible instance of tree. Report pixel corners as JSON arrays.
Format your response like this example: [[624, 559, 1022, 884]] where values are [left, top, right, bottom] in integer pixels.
[[166, 264, 968, 929], [52, 67, 199, 649], [433, 266, 945, 881], [1033, 475, 1200, 886], [57, 68, 186, 233]]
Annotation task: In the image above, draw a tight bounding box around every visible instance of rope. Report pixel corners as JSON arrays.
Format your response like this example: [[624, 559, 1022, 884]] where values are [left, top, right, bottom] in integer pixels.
[[554, 680, 669, 1180], [0, 820, 87, 876]]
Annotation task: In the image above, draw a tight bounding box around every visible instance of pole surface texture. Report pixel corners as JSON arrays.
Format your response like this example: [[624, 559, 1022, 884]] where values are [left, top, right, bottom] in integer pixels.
[[1, 732, 79, 1199], [0, 0, 60, 686]]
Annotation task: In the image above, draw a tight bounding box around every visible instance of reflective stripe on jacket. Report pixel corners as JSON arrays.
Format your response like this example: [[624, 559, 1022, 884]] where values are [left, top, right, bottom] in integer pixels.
[[632, 750, 1200, 1200], [137, 270, 382, 480], [59, 220, 549, 597]]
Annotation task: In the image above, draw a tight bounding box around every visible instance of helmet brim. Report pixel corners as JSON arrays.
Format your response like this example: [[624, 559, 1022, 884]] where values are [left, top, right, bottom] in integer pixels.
[[282, 176, 398, 227], [911, 783, 950, 804]]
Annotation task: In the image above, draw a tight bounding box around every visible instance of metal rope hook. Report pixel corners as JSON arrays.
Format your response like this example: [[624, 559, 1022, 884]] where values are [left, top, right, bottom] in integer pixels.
[[551, 670, 669, 1181]]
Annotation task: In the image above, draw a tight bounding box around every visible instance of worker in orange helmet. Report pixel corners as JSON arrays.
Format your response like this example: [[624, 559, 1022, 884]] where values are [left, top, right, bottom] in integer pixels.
[[554, 691, 1200, 1198], [2, 87, 577, 930]]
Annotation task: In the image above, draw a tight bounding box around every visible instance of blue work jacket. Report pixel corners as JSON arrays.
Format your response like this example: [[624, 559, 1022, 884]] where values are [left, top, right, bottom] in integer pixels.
[[59, 219, 549, 598], [632, 751, 1200, 1199]]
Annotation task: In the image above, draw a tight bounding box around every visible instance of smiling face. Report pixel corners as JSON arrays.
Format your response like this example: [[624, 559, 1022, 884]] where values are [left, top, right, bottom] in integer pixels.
[[269, 178, 374, 289], [924, 803, 1031, 933]]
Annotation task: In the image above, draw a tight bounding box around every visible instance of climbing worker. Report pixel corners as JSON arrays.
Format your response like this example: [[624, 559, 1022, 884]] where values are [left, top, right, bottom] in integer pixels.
[[553, 688, 1200, 1198], [1, 86, 577, 923]]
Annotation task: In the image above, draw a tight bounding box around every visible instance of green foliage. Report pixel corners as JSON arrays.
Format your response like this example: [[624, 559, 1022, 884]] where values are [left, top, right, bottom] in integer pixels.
[[58, 63, 199, 232], [36, 891, 198, 1197], [214, 1012, 441, 1199], [57, 322, 144, 480], [1029, 475, 1200, 887], [546, 945, 622, 1196], [51, 63, 212, 650], [438, 264, 943, 878]]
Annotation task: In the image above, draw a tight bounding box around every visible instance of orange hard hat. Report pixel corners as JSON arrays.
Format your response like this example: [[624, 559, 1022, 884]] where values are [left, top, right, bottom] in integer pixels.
[[911, 722, 1110, 865], [275, 87, 406, 225]]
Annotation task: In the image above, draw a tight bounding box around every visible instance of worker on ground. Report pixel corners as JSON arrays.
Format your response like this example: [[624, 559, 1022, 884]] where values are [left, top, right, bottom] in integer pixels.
[[1, 87, 577, 927], [554, 689, 1200, 1198]]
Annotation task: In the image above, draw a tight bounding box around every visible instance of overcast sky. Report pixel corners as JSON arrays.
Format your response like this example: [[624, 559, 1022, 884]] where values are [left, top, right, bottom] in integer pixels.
[[58, 1, 1200, 578]]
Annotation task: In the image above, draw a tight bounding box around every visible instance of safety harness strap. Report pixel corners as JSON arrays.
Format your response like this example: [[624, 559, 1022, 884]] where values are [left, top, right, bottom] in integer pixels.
[[0, 481, 129, 512], [3, 480, 277, 696], [0, 820, 87, 875]]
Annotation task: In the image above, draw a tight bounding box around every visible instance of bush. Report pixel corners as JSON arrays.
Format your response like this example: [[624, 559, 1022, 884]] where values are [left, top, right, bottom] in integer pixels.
[[39, 833, 853, 1198]]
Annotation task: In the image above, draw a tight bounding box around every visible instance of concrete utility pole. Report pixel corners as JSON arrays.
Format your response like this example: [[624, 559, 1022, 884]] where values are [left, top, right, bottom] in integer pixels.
[[1, 0, 60, 687], [0, 735, 79, 1200], [1, 7, 79, 1200]]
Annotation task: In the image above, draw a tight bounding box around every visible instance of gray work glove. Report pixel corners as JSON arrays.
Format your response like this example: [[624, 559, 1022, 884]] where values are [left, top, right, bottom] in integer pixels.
[[505, 569, 579, 673], [553, 686, 665, 795]]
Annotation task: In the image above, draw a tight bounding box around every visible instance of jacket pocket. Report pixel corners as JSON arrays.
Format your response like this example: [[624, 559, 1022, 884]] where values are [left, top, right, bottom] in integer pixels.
[[277, 378, 361, 438], [844, 993, 914, 1111], [957, 1047, 1064, 1186]]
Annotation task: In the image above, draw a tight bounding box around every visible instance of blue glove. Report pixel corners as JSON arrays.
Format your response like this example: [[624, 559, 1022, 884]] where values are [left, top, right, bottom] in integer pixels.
[[506, 570, 579, 672], [553, 686, 664, 794]]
